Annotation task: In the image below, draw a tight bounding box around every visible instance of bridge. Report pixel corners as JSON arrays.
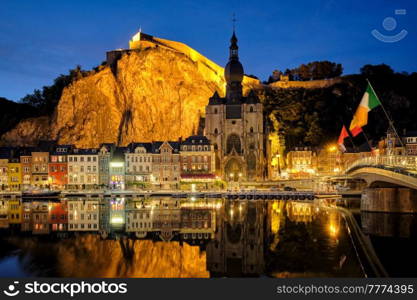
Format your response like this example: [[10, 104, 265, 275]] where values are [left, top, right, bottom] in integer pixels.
[[345, 155, 417, 213], [345, 155, 417, 189]]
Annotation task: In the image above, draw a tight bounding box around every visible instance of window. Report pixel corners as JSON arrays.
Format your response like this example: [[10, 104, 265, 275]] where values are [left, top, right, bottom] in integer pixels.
[[214, 108, 218, 114], [250, 106, 254, 112], [214, 128, 218, 135], [226, 134, 242, 154], [250, 127, 254, 133]]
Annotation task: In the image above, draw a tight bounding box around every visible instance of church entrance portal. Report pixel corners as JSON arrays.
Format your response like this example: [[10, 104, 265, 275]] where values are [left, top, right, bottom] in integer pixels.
[[225, 158, 243, 181]]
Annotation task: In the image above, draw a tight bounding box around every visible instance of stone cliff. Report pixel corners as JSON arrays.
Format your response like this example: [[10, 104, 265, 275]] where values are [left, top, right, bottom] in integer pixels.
[[1, 39, 259, 147]]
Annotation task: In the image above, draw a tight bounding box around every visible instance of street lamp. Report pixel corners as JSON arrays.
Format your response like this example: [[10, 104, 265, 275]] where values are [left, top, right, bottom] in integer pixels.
[[327, 145, 337, 152]]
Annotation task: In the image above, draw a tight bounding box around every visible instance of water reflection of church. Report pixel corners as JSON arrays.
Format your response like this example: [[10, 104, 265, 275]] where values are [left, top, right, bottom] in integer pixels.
[[206, 200, 265, 276], [204, 30, 267, 181]]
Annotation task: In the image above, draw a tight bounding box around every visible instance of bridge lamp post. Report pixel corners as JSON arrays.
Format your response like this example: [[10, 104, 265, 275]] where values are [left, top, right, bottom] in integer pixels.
[[327, 144, 341, 175]]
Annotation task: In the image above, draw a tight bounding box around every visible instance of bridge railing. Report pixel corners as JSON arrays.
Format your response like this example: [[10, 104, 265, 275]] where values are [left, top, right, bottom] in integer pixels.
[[345, 155, 417, 174]]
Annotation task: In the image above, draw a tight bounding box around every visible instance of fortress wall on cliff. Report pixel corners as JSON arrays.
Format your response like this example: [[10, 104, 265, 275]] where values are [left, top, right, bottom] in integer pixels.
[[269, 77, 341, 89]]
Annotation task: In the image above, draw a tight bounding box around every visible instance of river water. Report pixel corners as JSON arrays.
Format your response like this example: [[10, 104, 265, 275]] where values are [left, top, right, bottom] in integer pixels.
[[1, 198, 413, 278]]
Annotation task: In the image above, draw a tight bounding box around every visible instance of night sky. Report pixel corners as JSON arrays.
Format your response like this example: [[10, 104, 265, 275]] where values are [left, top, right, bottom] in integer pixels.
[[0, 0, 416, 101]]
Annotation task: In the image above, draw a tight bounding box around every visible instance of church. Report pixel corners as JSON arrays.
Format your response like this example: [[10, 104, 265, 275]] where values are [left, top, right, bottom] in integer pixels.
[[204, 30, 267, 181]]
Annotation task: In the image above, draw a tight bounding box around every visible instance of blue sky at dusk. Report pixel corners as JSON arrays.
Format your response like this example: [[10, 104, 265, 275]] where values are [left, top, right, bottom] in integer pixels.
[[0, 0, 416, 101]]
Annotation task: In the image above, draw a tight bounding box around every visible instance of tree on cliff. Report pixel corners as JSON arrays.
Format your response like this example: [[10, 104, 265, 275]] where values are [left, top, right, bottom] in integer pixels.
[[263, 64, 417, 151], [20, 65, 91, 115], [280, 61, 343, 81], [0, 97, 40, 136]]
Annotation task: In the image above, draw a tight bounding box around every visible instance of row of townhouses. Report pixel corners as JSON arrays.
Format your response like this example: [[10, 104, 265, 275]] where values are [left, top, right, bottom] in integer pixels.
[[0, 136, 216, 190]]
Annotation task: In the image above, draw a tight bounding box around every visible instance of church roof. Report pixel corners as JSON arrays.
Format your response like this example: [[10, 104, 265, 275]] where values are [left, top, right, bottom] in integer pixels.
[[181, 135, 210, 145], [207, 91, 260, 105], [151, 141, 180, 153], [127, 142, 153, 153], [245, 90, 260, 104], [208, 91, 224, 105]]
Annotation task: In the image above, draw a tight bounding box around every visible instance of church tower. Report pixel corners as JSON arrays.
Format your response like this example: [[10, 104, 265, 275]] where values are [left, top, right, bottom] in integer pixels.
[[204, 29, 266, 182]]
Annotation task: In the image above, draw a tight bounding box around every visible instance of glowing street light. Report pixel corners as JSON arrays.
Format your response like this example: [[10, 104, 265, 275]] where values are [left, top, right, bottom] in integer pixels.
[[328, 145, 337, 152]]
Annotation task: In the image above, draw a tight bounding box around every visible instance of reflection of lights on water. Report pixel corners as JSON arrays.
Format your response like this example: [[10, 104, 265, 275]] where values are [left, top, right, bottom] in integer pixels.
[[191, 196, 196, 201], [230, 208, 234, 217], [328, 224, 339, 238]]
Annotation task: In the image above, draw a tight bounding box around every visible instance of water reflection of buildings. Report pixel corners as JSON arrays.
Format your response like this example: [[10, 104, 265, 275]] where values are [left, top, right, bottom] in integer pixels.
[[206, 200, 265, 276], [124, 197, 216, 242], [361, 212, 417, 238], [286, 201, 316, 223]]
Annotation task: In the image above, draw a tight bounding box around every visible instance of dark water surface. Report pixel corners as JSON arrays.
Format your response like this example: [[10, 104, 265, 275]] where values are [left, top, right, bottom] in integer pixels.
[[356, 211, 417, 277], [0, 199, 366, 278]]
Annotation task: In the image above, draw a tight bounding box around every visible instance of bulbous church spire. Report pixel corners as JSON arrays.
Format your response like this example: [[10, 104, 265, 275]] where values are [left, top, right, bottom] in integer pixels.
[[224, 29, 244, 102]]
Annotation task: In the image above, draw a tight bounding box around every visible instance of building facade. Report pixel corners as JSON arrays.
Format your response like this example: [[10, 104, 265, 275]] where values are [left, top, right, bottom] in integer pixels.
[[286, 147, 316, 178], [20, 152, 32, 190], [98, 144, 114, 187], [31, 152, 50, 188], [49, 145, 72, 189], [7, 158, 21, 191], [0, 158, 8, 190], [109, 147, 127, 189], [68, 149, 99, 189], [404, 131, 417, 156], [151, 142, 181, 188], [125, 143, 153, 187]]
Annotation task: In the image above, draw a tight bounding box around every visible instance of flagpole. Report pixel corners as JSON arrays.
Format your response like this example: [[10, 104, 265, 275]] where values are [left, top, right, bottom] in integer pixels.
[[366, 78, 405, 149], [343, 125, 359, 152], [360, 128, 373, 152], [347, 130, 358, 152]]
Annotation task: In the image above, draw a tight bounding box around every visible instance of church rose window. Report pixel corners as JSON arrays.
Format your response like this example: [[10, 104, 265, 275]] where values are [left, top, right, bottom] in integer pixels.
[[226, 134, 242, 154]]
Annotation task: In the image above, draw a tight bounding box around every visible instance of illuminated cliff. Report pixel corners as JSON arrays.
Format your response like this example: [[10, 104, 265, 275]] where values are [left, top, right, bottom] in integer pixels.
[[1, 32, 260, 147]]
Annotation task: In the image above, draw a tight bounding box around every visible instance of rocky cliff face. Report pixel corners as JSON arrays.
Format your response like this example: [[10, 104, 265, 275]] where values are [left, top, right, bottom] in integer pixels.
[[1, 45, 259, 147]]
